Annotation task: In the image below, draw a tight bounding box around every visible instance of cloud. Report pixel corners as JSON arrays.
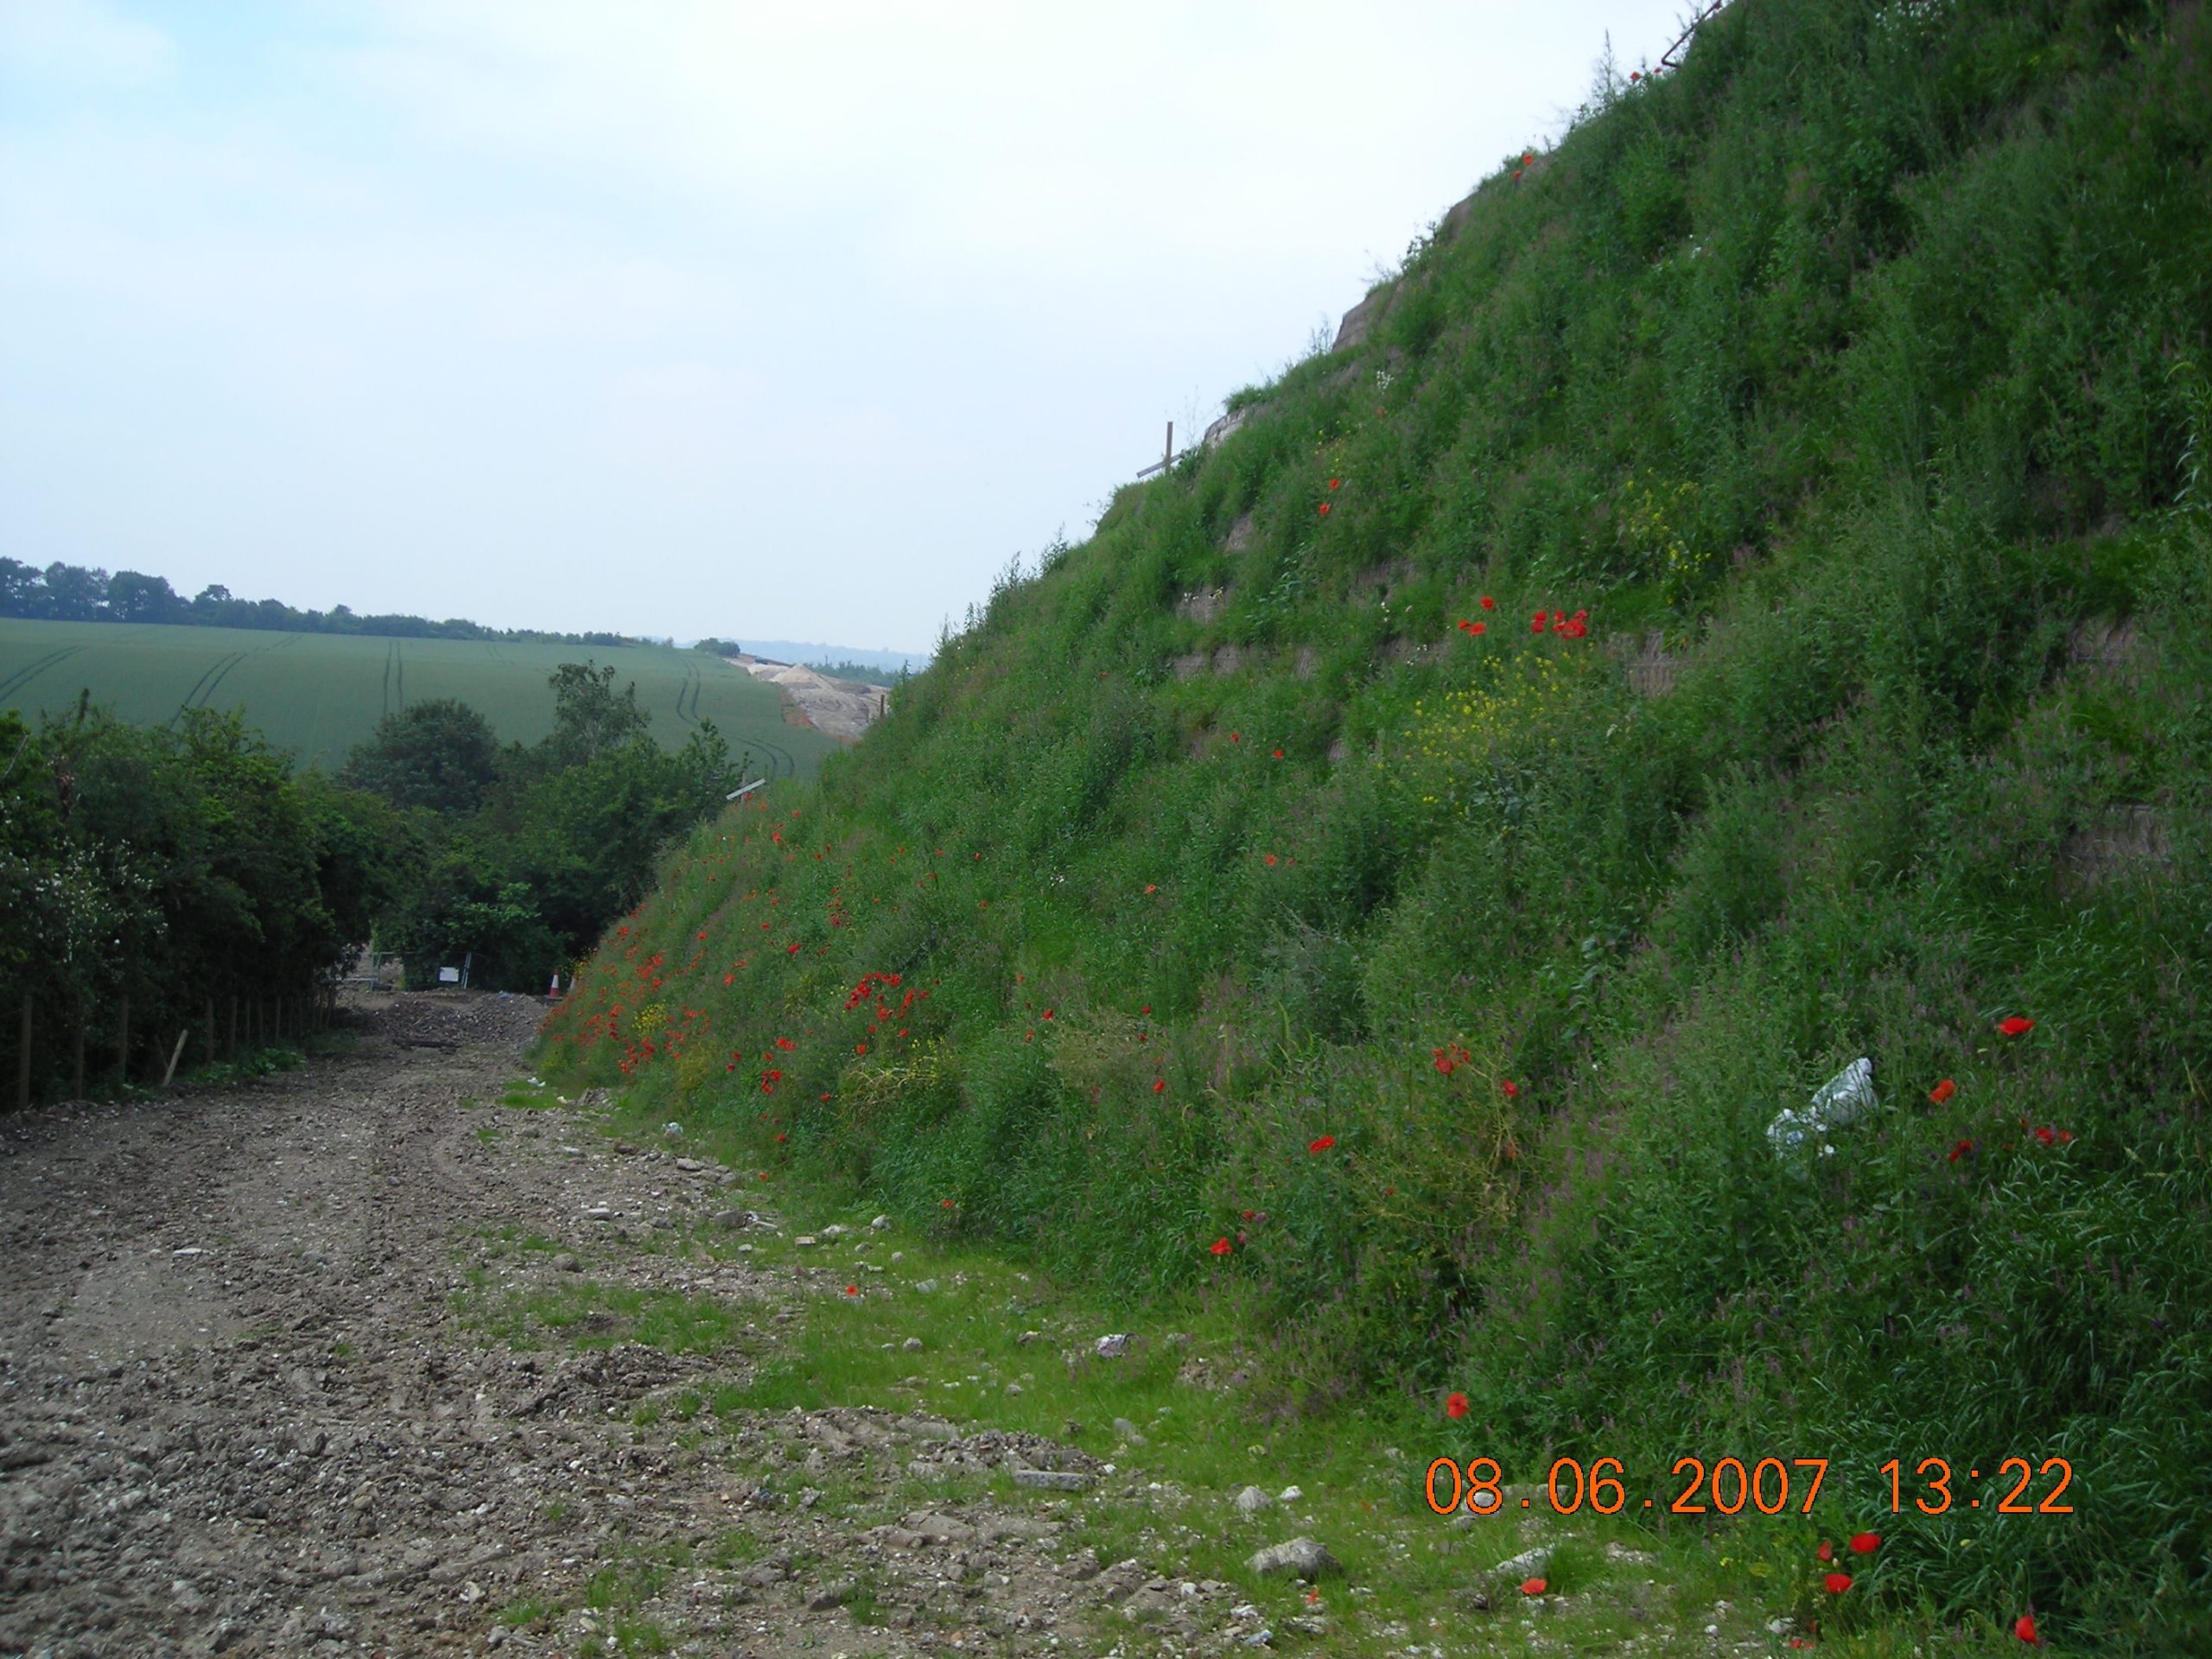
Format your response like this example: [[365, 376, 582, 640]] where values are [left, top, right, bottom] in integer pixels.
[[0, 0, 173, 89]]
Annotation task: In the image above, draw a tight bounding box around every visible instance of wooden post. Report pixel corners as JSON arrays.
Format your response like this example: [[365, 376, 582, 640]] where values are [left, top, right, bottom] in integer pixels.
[[117, 993, 130, 1089], [15, 994, 28, 1112], [1164, 421, 1173, 473], [161, 1030, 190, 1088]]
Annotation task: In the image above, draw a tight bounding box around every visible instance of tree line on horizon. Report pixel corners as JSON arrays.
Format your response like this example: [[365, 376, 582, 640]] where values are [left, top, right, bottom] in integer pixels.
[[0, 556, 631, 646]]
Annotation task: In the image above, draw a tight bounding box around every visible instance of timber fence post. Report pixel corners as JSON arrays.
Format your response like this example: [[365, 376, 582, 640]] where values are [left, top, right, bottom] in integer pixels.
[[162, 1030, 189, 1089]]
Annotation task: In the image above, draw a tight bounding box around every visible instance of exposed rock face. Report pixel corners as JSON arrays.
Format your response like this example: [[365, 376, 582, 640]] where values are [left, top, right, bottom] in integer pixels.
[[1332, 284, 1393, 353]]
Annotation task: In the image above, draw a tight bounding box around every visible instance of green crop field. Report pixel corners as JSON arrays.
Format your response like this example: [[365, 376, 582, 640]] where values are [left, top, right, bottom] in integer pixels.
[[0, 619, 838, 778]]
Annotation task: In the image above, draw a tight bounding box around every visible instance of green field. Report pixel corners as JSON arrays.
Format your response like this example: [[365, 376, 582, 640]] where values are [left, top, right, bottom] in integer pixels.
[[0, 619, 838, 778]]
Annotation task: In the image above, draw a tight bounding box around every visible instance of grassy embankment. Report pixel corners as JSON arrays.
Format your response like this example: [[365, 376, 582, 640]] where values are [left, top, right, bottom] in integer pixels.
[[540, 0, 2212, 1646], [0, 620, 837, 777]]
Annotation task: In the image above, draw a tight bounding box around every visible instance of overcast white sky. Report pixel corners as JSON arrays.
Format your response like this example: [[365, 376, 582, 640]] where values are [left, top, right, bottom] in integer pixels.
[[2, 0, 1690, 653]]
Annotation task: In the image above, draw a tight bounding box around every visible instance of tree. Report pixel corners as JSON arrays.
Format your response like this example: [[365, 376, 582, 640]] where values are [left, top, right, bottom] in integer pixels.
[[106, 570, 183, 624], [0, 558, 40, 616], [39, 562, 107, 620], [543, 660, 652, 769], [340, 698, 503, 817]]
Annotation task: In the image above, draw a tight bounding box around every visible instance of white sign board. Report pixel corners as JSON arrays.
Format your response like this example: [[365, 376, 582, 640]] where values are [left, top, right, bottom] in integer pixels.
[[437, 966, 461, 984]]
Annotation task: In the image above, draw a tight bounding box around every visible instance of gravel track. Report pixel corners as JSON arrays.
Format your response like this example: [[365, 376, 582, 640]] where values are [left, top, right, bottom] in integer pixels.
[[0, 995, 1238, 1658]]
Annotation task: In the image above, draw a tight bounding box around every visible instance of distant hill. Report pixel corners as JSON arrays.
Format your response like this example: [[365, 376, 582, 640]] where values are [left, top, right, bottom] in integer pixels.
[[0, 618, 841, 779]]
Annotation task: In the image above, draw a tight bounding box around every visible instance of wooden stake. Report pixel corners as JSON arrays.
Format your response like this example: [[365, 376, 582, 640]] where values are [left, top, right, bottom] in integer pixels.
[[162, 1030, 190, 1088]]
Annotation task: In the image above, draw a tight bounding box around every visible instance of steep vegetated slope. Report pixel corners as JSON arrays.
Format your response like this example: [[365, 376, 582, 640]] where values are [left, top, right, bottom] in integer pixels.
[[544, 0, 2212, 1641]]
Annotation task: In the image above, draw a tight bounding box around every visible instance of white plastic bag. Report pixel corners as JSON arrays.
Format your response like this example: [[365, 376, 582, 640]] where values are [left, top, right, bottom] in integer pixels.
[[1767, 1057, 1877, 1155]]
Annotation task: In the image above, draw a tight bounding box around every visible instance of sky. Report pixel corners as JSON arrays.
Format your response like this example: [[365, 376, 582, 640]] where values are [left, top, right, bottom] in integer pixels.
[[1, 0, 1693, 654]]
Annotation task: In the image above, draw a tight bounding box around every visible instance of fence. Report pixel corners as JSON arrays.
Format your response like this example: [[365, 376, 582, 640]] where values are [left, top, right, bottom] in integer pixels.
[[8, 986, 337, 1111]]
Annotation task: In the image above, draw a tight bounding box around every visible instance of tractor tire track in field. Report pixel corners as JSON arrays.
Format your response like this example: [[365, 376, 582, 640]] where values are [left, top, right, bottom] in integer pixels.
[[174, 652, 245, 719], [0, 995, 1164, 1658], [0, 645, 86, 709], [193, 652, 251, 714]]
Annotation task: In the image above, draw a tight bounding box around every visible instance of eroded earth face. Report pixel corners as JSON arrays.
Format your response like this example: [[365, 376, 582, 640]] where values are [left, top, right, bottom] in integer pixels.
[[0, 995, 1234, 1658]]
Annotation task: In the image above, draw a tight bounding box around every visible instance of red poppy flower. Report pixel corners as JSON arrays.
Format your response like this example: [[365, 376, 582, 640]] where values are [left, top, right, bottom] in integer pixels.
[[1241, 1209, 1257, 1221], [2035, 1126, 2056, 1146], [1309, 1135, 1337, 1153], [1265, 853, 1278, 866], [1230, 731, 1240, 743], [1042, 1008, 1054, 1020], [1531, 612, 1548, 632], [1630, 70, 1641, 80], [1317, 502, 1332, 517], [1480, 595, 1496, 610], [1141, 1006, 1151, 1014], [1998, 1016, 2035, 1037], [1520, 1578, 1546, 1595], [1144, 883, 1158, 893], [941, 1198, 955, 1207], [1513, 168, 1523, 181], [1929, 1078, 1956, 1103], [1521, 151, 1534, 164], [2014, 1614, 2039, 1644], [1848, 1532, 1881, 1554], [1329, 477, 1341, 490], [1824, 1573, 1853, 1595], [1501, 1080, 1519, 1099], [1445, 1391, 1470, 1419], [1273, 748, 1284, 759], [1153, 1079, 1166, 1094], [1948, 1139, 1975, 1163], [1210, 1237, 1232, 1256], [1815, 1541, 1834, 1562], [1470, 621, 1485, 634], [844, 1284, 858, 1296]]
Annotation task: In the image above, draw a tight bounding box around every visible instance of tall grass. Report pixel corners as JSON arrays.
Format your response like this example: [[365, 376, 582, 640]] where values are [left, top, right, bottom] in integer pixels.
[[541, 0, 2212, 1643]]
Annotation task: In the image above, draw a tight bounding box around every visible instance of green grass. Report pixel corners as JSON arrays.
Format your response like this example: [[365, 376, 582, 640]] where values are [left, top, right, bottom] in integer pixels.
[[576, 1103, 2047, 1655], [0, 618, 838, 776], [537, 1, 2212, 1648]]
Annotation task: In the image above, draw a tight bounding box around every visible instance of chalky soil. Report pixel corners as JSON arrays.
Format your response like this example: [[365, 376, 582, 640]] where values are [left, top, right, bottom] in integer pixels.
[[0, 995, 1171, 1657]]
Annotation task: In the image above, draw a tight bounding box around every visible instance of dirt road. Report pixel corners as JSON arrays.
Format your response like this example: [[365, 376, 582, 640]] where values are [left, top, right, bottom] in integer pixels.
[[0, 995, 1182, 1659]]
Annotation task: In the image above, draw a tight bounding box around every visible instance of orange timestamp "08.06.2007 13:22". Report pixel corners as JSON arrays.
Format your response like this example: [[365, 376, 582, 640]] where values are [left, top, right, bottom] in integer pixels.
[[1425, 1456, 2076, 1519]]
